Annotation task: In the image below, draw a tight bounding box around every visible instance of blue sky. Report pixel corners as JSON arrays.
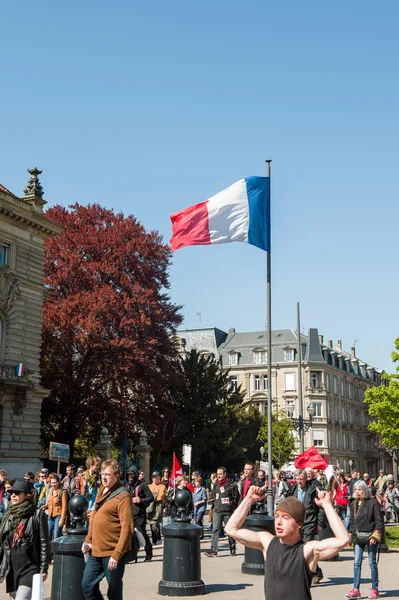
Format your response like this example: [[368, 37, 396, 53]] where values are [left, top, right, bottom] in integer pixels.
[[1, 1, 398, 371]]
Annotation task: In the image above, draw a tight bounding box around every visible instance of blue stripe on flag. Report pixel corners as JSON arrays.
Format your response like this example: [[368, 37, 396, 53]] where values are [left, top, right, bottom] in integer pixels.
[[245, 176, 270, 252]]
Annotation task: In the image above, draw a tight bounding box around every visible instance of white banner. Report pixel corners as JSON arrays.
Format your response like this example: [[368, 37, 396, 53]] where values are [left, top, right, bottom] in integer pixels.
[[182, 444, 192, 466]]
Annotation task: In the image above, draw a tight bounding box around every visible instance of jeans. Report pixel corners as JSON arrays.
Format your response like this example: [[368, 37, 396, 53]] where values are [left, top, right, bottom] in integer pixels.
[[82, 554, 126, 600], [48, 515, 62, 540], [210, 512, 235, 553], [10, 586, 32, 600], [336, 505, 350, 530], [194, 507, 205, 528], [353, 542, 378, 591]]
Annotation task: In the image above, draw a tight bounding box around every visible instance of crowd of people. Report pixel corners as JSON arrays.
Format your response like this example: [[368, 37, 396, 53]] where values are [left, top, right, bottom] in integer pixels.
[[0, 460, 395, 600]]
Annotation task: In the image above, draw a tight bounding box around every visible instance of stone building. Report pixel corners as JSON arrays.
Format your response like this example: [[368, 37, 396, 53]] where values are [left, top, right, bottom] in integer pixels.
[[0, 170, 62, 477], [175, 326, 388, 475]]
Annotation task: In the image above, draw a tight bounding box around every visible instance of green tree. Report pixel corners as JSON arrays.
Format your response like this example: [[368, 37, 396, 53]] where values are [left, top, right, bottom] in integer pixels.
[[257, 407, 296, 468], [162, 349, 261, 472], [364, 340, 399, 475], [364, 378, 399, 475]]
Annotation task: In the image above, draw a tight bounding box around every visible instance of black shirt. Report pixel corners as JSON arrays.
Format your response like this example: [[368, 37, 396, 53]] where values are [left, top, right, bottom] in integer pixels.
[[265, 537, 314, 600]]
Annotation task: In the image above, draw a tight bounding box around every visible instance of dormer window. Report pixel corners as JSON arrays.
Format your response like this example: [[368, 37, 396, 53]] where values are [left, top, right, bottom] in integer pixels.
[[285, 349, 295, 362], [229, 352, 238, 366], [254, 350, 267, 364]]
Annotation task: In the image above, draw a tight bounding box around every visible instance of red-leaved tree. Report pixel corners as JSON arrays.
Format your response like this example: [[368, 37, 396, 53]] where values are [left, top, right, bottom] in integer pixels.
[[41, 203, 182, 453]]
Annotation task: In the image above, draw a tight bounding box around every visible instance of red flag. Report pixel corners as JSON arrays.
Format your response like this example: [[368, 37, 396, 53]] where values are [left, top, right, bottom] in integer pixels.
[[169, 452, 183, 487], [294, 446, 328, 470]]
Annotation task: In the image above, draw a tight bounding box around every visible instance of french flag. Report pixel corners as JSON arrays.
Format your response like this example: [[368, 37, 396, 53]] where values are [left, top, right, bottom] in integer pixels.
[[170, 176, 270, 252], [15, 363, 25, 377]]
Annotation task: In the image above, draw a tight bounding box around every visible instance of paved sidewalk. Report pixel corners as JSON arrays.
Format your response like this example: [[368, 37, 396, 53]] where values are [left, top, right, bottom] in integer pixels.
[[2, 540, 398, 600]]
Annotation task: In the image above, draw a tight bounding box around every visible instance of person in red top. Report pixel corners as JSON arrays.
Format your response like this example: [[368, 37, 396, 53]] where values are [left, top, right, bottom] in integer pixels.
[[238, 462, 258, 503], [334, 474, 349, 528]]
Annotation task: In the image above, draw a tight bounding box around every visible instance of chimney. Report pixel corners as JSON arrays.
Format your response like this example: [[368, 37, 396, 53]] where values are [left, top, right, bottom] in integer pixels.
[[351, 346, 356, 357], [319, 334, 323, 345], [229, 327, 235, 334], [328, 340, 333, 349], [337, 340, 342, 350]]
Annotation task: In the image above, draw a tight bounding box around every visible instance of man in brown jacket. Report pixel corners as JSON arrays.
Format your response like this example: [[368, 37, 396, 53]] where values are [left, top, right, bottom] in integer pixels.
[[81, 459, 134, 600]]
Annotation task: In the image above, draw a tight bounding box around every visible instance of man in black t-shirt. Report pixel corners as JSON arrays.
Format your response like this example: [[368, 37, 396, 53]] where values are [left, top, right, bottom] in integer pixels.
[[225, 487, 348, 600]]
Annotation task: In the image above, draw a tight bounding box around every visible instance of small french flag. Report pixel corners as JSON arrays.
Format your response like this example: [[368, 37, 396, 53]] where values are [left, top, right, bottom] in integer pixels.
[[15, 363, 25, 377]]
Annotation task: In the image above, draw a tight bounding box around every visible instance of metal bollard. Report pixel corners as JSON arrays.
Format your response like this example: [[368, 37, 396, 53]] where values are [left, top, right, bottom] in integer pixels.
[[51, 495, 89, 600], [241, 501, 275, 576], [158, 489, 205, 596]]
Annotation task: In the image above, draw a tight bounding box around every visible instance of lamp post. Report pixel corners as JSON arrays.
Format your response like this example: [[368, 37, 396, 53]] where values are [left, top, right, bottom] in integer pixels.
[[287, 401, 315, 445], [260, 446, 265, 462], [349, 459, 353, 471]]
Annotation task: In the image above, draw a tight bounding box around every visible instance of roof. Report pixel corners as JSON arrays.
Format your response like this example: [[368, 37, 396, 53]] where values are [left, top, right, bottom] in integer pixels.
[[0, 184, 16, 197], [219, 328, 307, 364]]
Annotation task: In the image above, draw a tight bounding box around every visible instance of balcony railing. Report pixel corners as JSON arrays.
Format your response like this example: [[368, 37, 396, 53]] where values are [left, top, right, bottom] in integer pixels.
[[306, 385, 326, 394], [0, 362, 31, 384], [311, 416, 327, 424]]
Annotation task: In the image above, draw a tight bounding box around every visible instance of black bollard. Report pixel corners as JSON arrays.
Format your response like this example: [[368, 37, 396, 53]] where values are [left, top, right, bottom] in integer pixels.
[[241, 501, 275, 576], [51, 495, 89, 600], [159, 489, 205, 596]]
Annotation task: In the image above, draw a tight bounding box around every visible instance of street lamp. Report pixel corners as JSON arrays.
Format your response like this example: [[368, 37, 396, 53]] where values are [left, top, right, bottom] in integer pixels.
[[287, 401, 315, 435], [260, 446, 265, 462], [349, 459, 353, 470]]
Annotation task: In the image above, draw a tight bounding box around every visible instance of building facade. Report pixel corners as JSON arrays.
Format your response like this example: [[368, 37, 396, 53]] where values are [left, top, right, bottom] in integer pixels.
[[0, 171, 62, 476], [175, 326, 388, 475]]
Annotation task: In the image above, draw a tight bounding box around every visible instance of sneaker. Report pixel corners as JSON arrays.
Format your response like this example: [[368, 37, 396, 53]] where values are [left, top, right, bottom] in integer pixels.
[[368, 590, 379, 599], [230, 549, 236, 556], [346, 590, 361, 598], [204, 550, 217, 558]]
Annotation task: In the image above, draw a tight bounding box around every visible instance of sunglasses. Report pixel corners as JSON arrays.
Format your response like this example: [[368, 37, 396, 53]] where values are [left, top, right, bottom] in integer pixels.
[[11, 491, 23, 496]]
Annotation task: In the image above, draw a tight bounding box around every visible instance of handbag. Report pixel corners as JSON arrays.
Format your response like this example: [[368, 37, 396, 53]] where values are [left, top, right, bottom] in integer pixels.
[[355, 530, 372, 545]]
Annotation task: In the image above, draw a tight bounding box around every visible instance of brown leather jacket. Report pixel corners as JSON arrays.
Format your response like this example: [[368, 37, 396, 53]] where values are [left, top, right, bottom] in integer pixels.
[[45, 488, 68, 523]]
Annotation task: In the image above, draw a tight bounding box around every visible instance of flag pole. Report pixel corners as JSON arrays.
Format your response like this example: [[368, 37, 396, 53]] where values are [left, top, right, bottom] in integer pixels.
[[297, 301, 305, 454], [265, 159, 273, 516]]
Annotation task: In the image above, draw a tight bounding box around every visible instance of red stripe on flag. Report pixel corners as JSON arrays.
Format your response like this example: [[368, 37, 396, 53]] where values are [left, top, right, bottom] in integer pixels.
[[170, 201, 210, 251]]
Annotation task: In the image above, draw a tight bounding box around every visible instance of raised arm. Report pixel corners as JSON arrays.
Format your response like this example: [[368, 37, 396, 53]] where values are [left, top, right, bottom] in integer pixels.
[[305, 489, 349, 570], [225, 486, 273, 552]]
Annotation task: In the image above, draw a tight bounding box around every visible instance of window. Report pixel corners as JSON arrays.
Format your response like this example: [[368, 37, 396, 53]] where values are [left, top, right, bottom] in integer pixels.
[[255, 402, 265, 416], [230, 376, 238, 391], [348, 382, 353, 399], [328, 430, 332, 447], [343, 432, 347, 450], [285, 373, 295, 391], [341, 380, 345, 397], [254, 375, 260, 391], [335, 404, 339, 421], [310, 372, 321, 389], [229, 353, 238, 366], [335, 431, 340, 449], [342, 406, 345, 422], [254, 351, 267, 364], [263, 375, 268, 391], [333, 377, 338, 394], [326, 374, 330, 392], [0, 244, 9, 267], [313, 430, 324, 447], [327, 402, 331, 419], [312, 402, 322, 417], [285, 349, 294, 362]]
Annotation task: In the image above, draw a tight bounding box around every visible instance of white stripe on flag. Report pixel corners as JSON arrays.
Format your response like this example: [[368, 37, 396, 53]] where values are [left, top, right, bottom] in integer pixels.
[[207, 179, 249, 244]]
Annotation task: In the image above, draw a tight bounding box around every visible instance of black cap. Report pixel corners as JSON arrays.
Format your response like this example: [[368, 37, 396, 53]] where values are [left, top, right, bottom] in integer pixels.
[[152, 471, 161, 477], [9, 480, 33, 494]]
